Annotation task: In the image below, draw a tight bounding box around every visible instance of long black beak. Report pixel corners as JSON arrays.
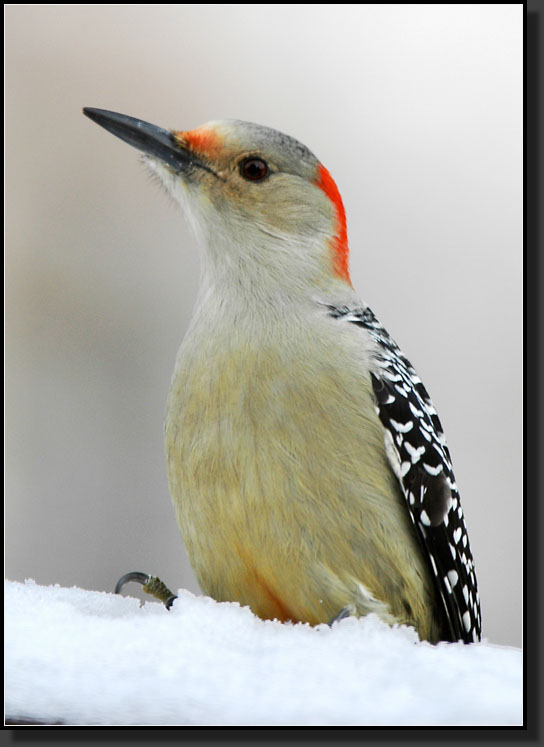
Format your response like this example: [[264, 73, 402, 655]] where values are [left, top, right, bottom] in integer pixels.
[[83, 108, 210, 174]]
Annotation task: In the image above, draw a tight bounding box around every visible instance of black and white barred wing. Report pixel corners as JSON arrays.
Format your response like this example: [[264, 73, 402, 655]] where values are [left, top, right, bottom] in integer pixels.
[[329, 305, 481, 643]]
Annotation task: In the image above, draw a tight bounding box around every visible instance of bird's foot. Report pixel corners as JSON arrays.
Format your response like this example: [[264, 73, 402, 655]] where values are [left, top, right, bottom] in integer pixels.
[[114, 571, 177, 610], [328, 607, 352, 626]]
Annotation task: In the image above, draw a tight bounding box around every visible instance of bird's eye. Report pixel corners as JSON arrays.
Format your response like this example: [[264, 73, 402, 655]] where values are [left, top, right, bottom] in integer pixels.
[[240, 157, 269, 182]]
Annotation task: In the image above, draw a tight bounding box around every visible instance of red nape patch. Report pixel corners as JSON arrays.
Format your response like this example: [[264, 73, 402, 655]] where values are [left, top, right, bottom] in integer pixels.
[[315, 163, 351, 285]]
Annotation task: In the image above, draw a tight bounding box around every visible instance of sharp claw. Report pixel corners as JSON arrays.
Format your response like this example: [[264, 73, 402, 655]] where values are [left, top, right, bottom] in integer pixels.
[[114, 571, 177, 610], [328, 607, 351, 626], [114, 571, 151, 595]]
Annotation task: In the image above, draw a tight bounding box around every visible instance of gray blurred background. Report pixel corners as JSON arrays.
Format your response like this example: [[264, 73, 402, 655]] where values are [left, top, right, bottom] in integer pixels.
[[6, 5, 522, 647]]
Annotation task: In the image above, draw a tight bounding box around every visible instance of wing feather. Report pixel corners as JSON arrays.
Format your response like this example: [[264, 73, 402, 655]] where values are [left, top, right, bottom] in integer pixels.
[[328, 304, 481, 643]]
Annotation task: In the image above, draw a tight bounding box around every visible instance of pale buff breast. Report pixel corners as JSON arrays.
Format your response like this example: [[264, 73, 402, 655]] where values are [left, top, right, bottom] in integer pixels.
[[164, 316, 442, 641]]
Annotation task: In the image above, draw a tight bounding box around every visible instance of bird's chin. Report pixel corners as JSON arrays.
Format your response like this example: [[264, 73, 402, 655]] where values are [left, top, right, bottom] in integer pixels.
[[141, 154, 177, 192], [142, 154, 209, 245]]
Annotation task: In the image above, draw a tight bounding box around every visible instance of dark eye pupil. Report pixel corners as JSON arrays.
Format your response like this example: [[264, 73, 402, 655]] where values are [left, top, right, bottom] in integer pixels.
[[241, 158, 268, 181]]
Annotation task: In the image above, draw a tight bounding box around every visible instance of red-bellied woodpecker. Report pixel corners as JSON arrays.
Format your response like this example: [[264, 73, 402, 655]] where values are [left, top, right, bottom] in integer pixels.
[[83, 108, 481, 643]]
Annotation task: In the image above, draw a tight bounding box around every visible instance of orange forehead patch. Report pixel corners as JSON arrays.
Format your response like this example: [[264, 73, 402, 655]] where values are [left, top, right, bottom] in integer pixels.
[[172, 125, 221, 157], [315, 163, 351, 285]]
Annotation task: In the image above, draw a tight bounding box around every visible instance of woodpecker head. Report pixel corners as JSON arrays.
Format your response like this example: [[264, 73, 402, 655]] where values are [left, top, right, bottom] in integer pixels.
[[83, 109, 351, 298]]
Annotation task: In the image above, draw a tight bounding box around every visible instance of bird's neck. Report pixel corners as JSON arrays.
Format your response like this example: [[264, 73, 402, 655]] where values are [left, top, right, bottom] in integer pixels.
[[186, 258, 361, 346], [195, 230, 354, 318]]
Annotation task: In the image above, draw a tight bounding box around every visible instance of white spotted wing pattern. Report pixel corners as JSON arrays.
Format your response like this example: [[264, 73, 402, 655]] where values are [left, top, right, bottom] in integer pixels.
[[328, 304, 481, 643]]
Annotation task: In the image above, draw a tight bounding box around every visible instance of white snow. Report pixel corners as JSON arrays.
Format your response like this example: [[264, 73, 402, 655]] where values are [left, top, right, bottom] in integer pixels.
[[5, 579, 522, 726]]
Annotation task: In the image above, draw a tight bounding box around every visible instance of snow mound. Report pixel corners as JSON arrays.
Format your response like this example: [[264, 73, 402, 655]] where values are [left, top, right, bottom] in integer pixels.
[[5, 579, 522, 726]]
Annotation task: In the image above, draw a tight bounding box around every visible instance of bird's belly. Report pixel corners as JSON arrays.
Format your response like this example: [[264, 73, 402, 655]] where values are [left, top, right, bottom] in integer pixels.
[[165, 341, 439, 637]]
